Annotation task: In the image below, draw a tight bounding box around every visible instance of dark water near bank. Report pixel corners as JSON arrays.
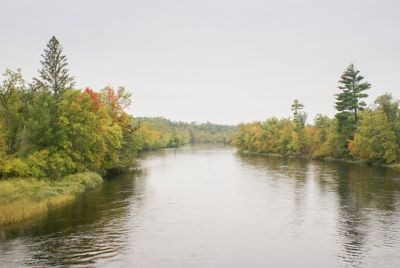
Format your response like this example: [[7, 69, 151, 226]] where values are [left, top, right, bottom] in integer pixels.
[[1, 146, 400, 267]]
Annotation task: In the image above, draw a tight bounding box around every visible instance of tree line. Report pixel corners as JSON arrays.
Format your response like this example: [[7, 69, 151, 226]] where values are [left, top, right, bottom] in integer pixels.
[[2, 36, 397, 181], [233, 64, 400, 164], [135, 117, 235, 149], [0, 37, 234, 179]]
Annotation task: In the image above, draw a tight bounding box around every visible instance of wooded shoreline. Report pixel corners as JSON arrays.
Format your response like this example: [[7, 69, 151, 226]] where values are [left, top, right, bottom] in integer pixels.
[[2, 37, 400, 227], [238, 149, 400, 170]]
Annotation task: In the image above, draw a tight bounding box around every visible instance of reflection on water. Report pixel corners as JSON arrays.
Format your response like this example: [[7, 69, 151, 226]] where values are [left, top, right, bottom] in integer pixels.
[[239, 153, 400, 267], [1, 146, 400, 267]]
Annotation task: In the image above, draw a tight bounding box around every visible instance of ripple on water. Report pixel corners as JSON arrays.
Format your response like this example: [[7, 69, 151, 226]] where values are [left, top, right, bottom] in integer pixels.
[[0, 146, 400, 267]]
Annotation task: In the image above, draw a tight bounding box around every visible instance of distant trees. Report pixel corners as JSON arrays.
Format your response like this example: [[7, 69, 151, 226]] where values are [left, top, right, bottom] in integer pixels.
[[134, 117, 235, 150], [233, 118, 310, 156], [233, 64, 400, 164]]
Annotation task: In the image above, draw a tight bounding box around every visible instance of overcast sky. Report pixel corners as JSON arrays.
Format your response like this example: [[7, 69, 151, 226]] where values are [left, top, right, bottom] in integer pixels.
[[1, 0, 399, 124]]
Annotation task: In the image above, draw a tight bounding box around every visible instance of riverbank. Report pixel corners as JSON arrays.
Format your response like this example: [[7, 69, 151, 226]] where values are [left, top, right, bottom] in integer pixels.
[[0, 172, 103, 226], [238, 150, 400, 170]]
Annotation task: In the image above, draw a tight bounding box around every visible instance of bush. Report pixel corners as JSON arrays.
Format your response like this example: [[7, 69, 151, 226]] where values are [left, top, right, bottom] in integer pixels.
[[0, 158, 30, 177]]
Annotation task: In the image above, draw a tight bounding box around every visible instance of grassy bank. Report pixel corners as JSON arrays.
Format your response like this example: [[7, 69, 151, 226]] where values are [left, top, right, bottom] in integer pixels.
[[0, 172, 103, 226], [380, 163, 400, 170]]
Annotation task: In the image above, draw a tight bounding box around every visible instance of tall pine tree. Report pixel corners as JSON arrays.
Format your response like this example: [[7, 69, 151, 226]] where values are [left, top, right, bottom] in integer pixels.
[[36, 36, 74, 96], [335, 64, 370, 124], [291, 99, 304, 116], [334, 64, 371, 156], [291, 99, 306, 129]]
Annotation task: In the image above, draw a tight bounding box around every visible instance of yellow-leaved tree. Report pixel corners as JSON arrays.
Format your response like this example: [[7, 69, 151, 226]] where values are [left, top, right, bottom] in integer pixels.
[[349, 109, 398, 163]]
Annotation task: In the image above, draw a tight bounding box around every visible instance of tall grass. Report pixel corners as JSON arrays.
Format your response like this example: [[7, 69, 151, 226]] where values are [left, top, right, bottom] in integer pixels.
[[0, 172, 102, 226]]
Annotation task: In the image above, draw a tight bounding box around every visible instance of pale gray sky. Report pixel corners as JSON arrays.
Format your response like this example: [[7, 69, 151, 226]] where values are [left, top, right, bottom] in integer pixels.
[[1, 0, 399, 124]]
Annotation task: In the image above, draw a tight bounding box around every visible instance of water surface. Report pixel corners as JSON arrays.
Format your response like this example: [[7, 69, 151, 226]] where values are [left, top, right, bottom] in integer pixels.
[[1, 146, 400, 267]]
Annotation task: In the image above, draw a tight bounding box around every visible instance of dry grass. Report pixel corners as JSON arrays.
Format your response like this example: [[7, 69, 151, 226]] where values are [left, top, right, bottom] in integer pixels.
[[0, 172, 102, 226]]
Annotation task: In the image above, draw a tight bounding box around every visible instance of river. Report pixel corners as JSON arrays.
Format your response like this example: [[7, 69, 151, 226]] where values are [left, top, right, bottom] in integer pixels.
[[1, 145, 400, 267]]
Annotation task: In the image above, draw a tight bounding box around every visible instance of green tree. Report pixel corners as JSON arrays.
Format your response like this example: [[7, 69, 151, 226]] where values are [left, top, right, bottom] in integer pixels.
[[0, 69, 26, 154], [335, 64, 370, 124], [310, 114, 334, 157], [334, 64, 371, 156], [36, 36, 74, 97], [25, 91, 59, 153], [291, 99, 306, 129], [113, 118, 144, 172], [57, 89, 123, 174], [374, 93, 400, 148], [374, 93, 399, 123], [291, 99, 304, 116], [314, 118, 343, 158], [313, 114, 332, 143]]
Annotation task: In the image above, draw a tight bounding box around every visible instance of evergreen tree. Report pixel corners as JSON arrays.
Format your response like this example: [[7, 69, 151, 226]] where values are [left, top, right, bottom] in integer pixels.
[[334, 64, 371, 156], [335, 64, 370, 124], [291, 99, 304, 116], [36, 36, 74, 96], [291, 99, 306, 129]]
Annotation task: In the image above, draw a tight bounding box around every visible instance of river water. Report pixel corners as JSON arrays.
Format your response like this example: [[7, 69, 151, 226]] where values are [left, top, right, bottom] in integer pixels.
[[1, 145, 400, 267]]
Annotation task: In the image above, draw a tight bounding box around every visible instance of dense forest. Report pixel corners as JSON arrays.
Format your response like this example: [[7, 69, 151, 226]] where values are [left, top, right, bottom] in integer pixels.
[[233, 64, 400, 165], [0, 37, 233, 179]]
